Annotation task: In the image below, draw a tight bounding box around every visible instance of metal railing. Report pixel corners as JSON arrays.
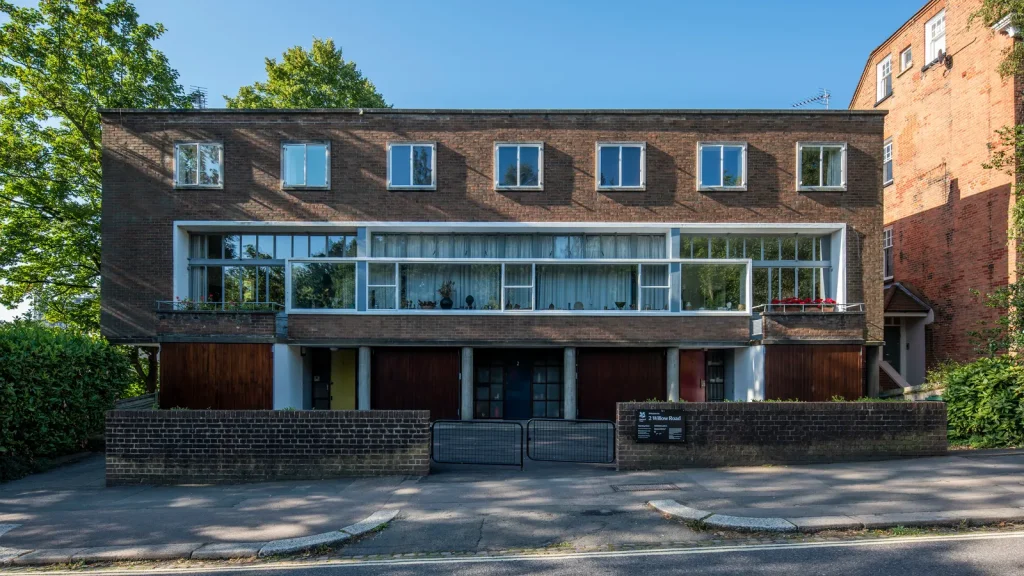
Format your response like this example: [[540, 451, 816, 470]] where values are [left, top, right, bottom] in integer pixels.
[[430, 420, 524, 469], [155, 300, 285, 312], [526, 419, 616, 464], [752, 302, 864, 314]]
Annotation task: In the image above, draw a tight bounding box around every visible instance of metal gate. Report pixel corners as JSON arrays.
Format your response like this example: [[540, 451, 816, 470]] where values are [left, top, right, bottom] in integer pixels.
[[526, 419, 616, 464], [430, 420, 524, 469]]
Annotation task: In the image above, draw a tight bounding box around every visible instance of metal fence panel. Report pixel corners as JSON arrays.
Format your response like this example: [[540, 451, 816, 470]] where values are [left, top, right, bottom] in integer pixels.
[[430, 420, 524, 468], [527, 419, 616, 464]]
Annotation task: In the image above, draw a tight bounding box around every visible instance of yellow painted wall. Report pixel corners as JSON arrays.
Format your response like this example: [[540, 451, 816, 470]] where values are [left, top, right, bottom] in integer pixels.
[[330, 349, 357, 410]]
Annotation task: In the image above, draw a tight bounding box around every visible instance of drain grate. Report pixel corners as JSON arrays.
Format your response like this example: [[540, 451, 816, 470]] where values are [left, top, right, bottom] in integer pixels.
[[610, 483, 680, 492]]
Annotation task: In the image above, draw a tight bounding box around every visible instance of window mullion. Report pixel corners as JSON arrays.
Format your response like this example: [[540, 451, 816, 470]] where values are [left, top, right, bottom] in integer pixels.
[[302, 144, 308, 187], [618, 146, 624, 186], [516, 146, 521, 187], [720, 146, 725, 184], [409, 147, 414, 186]]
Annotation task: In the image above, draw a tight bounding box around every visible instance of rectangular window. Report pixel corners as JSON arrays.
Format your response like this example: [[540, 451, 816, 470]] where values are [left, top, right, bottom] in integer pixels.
[[290, 262, 356, 309], [876, 55, 892, 101], [797, 143, 846, 190], [535, 264, 637, 311], [596, 143, 645, 190], [640, 264, 669, 311], [495, 143, 543, 189], [883, 227, 894, 280], [503, 263, 534, 310], [680, 263, 747, 312], [175, 142, 223, 188], [281, 142, 330, 189], [883, 140, 893, 186], [926, 10, 946, 64], [388, 142, 435, 189], [368, 262, 398, 310], [900, 46, 913, 72], [698, 143, 746, 190], [399, 263, 501, 310]]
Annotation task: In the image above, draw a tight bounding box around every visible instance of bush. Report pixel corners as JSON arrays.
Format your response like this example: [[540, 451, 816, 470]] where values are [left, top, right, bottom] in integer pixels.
[[942, 356, 1024, 448], [0, 321, 133, 481]]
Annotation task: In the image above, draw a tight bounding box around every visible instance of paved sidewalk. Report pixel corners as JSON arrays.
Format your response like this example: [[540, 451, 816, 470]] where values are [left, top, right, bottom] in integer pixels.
[[2, 450, 1024, 559]]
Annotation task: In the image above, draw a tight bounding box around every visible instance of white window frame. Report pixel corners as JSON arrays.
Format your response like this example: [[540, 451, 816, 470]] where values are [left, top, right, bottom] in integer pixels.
[[883, 139, 893, 186], [925, 10, 946, 64], [174, 142, 224, 189], [796, 142, 847, 191], [900, 46, 913, 72], [595, 142, 646, 191], [876, 55, 892, 102], [639, 263, 671, 312], [387, 142, 437, 190], [281, 141, 331, 190], [500, 262, 535, 311], [493, 142, 544, 190], [697, 142, 747, 191], [367, 262, 399, 310], [883, 227, 894, 280]]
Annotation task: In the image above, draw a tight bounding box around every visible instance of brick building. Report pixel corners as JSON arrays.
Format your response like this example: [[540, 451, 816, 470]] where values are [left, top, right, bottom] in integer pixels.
[[850, 0, 1019, 388], [100, 108, 885, 417]]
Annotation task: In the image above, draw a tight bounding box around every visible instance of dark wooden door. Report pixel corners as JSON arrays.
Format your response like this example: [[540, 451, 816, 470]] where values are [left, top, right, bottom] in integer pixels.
[[371, 347, 460, 420], [679, 350, 705, 402], [159, 343, 273, 409], [310, 348, 332, 410], [577, 348, 665, 420], [504, 365, 532, 420], [765, 345, 864, 401]]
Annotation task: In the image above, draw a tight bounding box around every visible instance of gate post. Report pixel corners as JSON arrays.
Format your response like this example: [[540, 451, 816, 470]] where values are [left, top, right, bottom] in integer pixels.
[[564, 347, 577, 419], [666, 347, 680, 402], [357, 346, 371, 410], [461, 347, 473, 420]]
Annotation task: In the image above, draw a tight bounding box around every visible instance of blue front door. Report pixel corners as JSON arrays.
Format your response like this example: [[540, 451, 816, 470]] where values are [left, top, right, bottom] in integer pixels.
[[504, 365, 531, 420]]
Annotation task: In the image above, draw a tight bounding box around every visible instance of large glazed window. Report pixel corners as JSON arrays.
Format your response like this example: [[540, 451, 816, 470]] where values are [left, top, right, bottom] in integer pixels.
[[680, 263, 747, 312], [175, 143, 223, 188], [388, 142, 435, 189], [797, 143, 846, 190], [291, 262, 356, 309], [535, 264, 637, 311], [399, 264, 501, 310], [372, 233, 666, 259]]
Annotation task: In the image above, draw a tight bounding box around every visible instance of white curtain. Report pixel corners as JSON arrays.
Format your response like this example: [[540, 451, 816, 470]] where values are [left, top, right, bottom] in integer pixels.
[[400, 264, 500, 309], [824, 147, 843, 186], [536, 265, 636, 311], [372, 233, 666, 259]]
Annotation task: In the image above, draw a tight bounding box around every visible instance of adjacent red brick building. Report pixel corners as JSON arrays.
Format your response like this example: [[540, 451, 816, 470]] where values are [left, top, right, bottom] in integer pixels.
[[100, 108, 885, 417], [850, 0, 1019, 387]]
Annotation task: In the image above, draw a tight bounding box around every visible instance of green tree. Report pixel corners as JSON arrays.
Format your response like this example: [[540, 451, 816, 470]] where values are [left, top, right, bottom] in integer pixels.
[[225, 38, 387, 109], [0, 0, 191, 388]]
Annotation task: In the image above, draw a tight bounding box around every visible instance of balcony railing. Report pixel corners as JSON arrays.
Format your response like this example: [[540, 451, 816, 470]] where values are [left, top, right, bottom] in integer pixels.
[[752, 302, 864, 314]]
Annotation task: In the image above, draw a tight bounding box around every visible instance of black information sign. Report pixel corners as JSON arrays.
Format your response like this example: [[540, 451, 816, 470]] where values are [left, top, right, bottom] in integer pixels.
[[635, 409, 685, 443]]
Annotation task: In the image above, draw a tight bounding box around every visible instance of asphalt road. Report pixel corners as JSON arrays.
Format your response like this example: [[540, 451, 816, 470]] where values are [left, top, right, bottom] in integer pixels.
[[43, 531, 1024, 576]]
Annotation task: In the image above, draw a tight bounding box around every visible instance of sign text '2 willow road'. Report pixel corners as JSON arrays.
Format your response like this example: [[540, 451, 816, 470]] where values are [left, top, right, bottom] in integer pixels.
[[636, 409, 685, 443]]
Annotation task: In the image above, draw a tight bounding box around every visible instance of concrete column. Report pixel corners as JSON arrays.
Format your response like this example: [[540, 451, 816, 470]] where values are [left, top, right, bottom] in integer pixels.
[[272, 344, 303, 409], [461, 347, 473, 420], [866, 344, 881, 398], [564, 347, 577, 420], [357, 346, 371, 410], [666, 347, 680, 401]]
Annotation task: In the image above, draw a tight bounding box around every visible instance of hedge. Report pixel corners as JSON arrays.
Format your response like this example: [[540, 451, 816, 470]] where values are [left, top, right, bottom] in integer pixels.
[[942, 356, 1024, 448], [0, 321, 133, 481]]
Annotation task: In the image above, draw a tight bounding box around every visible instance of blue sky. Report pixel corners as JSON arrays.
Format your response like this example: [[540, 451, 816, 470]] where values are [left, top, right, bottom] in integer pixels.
[[136, 0, 925, 110]]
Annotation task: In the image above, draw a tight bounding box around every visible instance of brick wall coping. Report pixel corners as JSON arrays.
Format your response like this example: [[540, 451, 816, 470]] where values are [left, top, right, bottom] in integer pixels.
[[107, 409, 430, 418], [99, 108, 889, 117]]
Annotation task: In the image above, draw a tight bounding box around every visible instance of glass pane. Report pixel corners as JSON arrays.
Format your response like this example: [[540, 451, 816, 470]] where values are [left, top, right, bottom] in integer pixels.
[[475, 403, 488, 419], [257, 235, 274, 259], [746, 237, 762, 260], [283, 144, 306, 186], [723, 146, 743, 186], [620, 146, 642, 186], [368, 286, 395, 309], [490, 368, 503, 383], [691, 237, 708, 258], [206, 266, 223, 303], [681, 263, 746, 312], [599, 146, 619, 187], [292, 235, 309, 258], [781, 237, 796, 260], [711, 237, 727, 259], [641, 287, 669, 311], [700, 145, 721, 187], [328, 235, 348, 257], [206, 234, 223, 259], [547, 366, 560, 382], [641, 264, 668, 287], [240, 235, 257, 259], [290, 262, 356, 309], [412, 145, 433, 186], [223, 235, 239, 259], [535, 264, 637, 311], [198, 144, 222, 186], [306, 144, 328, 187], [800, 146, 820, 187], [780, 267, 796, 299], [519, 146, 540, 186], [309, 235, 327, 257], [369, 262, 396, 285], [823, 147, 843, 186], [532, 384, 545, 400], [176, 144, 197, 185], [680, 235, 692, 258], [399, 263, 501, 310], [476, 386, 489, 401], [547, 401, 560, 418], [504, 287, 533, 310], [798, 268, 815, 300], [490, 385, 503, 401], [223, 266, 242, 304], [533, 401, 546, 418], [268, 266, 285, 305], [753, 267, 769, 308], [390, 145, 411, 186], [797, 237, 814, 260], [241, 266, 260, 303], [497, 146, 518, 186], [504, 264, 532, 286], [477, 368, 489, 383], [533, 367, 546, 384], [727, 238, 743, 258], [763, 237, 780, 260], [275, 235, 292, 258]]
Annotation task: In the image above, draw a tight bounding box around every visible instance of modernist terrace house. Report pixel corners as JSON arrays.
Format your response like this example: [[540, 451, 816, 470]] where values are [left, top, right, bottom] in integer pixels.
[[850, 0, 1019, 389], [100, 108, 885, 418]]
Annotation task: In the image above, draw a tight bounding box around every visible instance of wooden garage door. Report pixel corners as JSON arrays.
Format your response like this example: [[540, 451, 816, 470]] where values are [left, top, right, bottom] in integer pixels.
[[765, 344, 864, 401], [577, 348, 665, 421], [371, 347, 460, 420], [159, 343, 273, 409]]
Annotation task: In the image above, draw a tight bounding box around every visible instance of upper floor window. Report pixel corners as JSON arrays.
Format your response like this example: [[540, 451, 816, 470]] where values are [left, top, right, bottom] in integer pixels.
[[282, 142, 330, 189], [883, 140, 893, 186], [900, 46, 913, 72], [876, 55, 892, 101], [596, 142, 645, 190], [925, 10, 946, 64], [495, 143, 543, 189], [797, 143, 846, 191], [883, 227, 894, 280], [697, 142, 746, 190], [175, 142, 223, 188], [388, 142, 435, 190]]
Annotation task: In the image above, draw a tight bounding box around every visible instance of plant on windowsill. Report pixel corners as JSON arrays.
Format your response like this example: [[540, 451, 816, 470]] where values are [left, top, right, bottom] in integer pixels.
[[418, 300, 436, 309], [437, 280, 455, 310]]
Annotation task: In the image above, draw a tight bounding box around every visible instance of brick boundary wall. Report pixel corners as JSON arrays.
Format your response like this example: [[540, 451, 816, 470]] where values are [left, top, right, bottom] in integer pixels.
[[156, 311, 278, 341], [762, 312, 867, 342], [105, 410, 430, 485], [616, 402, 946, 470]]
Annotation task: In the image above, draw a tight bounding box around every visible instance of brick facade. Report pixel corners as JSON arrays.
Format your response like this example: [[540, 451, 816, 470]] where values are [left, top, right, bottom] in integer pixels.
[[100, 109, 885, 346], [105, 410, 430, 485], [156, 311, 278, 342], [761, 312, 867, 343], [615, 401, 947, 470], [849, 0, 1019, 364]]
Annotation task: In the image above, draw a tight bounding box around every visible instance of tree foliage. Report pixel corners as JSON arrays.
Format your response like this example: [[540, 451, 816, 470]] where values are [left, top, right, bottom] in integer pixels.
[[0, 0, 191, 331], [942, 356, 1024, 448], [225, 37, 388, 109]]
